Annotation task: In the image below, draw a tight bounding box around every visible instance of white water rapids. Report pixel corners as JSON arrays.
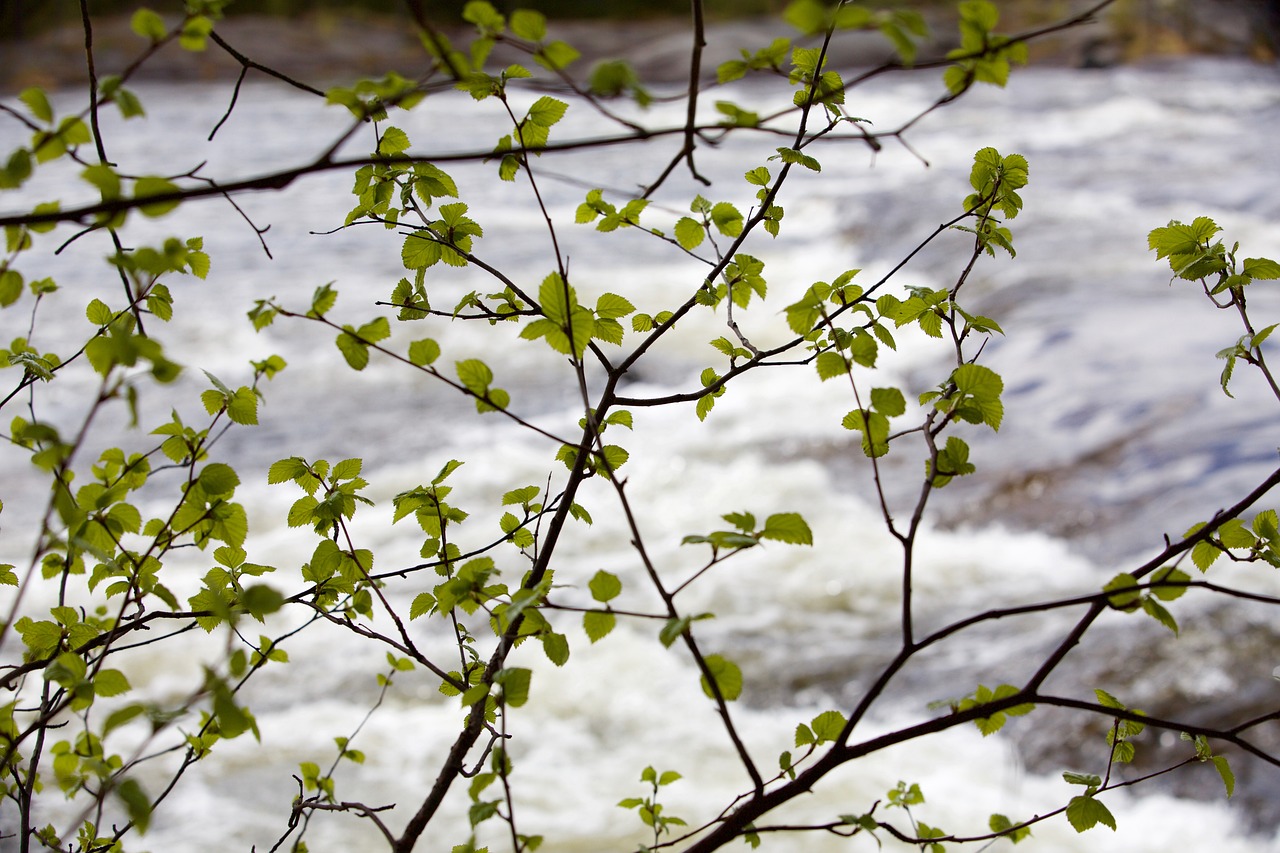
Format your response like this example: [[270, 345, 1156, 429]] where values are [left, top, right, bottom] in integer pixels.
[[2, 53, 1280, 852]]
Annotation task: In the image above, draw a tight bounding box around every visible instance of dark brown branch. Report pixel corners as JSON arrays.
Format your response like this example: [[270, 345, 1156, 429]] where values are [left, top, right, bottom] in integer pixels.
[[208, 30, 326, 98]]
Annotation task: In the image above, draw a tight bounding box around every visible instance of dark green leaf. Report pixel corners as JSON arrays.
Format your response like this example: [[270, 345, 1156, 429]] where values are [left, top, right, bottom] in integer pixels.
[[241, 584, 284, 620], [116, 778, 152, 832]]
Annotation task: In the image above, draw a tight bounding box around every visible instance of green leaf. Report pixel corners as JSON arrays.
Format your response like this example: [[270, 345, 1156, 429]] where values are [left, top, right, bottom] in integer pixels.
[[336, 328, 370, 370], [332, 458, 362, 480], [710, 202, 744, 237], [583, 610, 615, 643], [130, 8, 167, 41], [103, 703, 146, 736], [403, 230, 442, 270], [773, 146, 821, 172], [1213, 755, 1235, 798], [1094, 689, 1124, 710], [810, 710, 846, 743], [409, 338, 441, 366], [527, 96, 568, 128], [659, 616, 690, 648], [541, 632, 570, 666], [1254, 509, 1279, 541], [116, 778, 152, 832], [587, 59, 646, 105], [287, 496, 319, 528], [456, 359, 493, 394], [510, 8, 547, 40], [699, 654, 743, 701], [949, 363, 1004, 430], [378, 126, 411, 156], [1062, 771, 1102, 787], [134, 176, 180, 217], [0, 269, 23, 307], [503, 485, 540, 506], [815, 351, 847, 381], [1065, 795, 1116, 832], [241, 584, 284, 620], [716, 100, 760, 127], [224, 387, 258, 425], [760, 513, 813, 545], [210, 677, 257, 738], [528, 272, 593, 357], [1103, 572, 1140, 609], [463, 0, 505, 31], [180, 15, 212, 50], [535, 39, 580, 71], [599, 444, 628, 473], [642, 769, 675, 789], [495, 667, 531, 707], [1243, 257, 1280, 280], [310, 283, 337, 317], [842, 408, 889, 457], [596, 292, 635, 320], [20, 88, 53, 123], [718, 59, 749, 84], [267, 457, 309, 485], [674, 217, 705, 250], [1149, 565, 1189, 601], [849, 330, 878, 367], [988, 813, 1031, 843], [76, 154, 119, 196], [94, 668, 131, 697], [1208, 516, 1243, 550], [1195, 537, 1224, 571], [460, 684, 490, 707], [102, 76, 145, 119], [198, 462, 240, 496], [785, 0, 828, 35], [605, 410, 633, 429], [870, 386, 906, 417], [1140, 597, 1179, 634], [410, 592, 436, 620], [1189, 523, 1222, 571], [588, 569, 622, 602]]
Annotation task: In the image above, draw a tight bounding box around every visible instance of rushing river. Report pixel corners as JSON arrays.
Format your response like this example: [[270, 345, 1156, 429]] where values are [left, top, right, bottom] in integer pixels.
[[3, 51, 1280, 853]]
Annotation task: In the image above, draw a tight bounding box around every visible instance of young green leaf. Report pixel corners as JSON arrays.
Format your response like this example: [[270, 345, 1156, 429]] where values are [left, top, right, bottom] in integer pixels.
[[589, 570, 622, 602], [760, 513, 813, 546], [583, 610, 615, 643], [1066, 795, 1116, 832], [699, 654, 743, 701], [130, 8, 168, 41]]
